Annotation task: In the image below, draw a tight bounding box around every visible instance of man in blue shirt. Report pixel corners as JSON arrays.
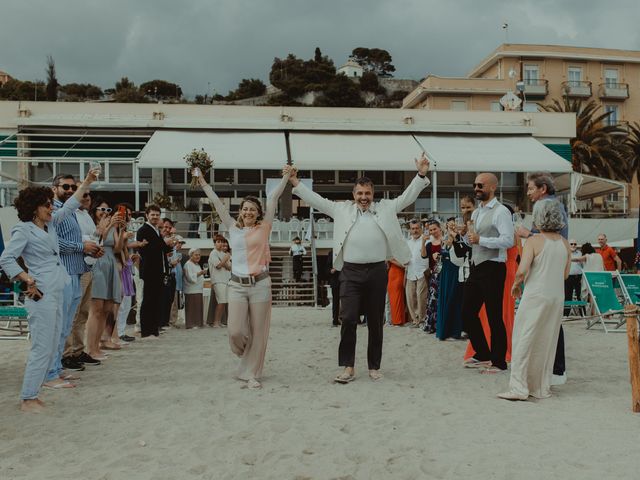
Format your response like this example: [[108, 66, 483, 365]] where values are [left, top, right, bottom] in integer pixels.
[[44, 174, 101, 386]]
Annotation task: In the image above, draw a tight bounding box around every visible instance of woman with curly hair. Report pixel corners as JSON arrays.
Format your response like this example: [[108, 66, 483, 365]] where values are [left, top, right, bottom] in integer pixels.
[[196, 168, 289, 389], [498, 199, 571, 401], [0, 169, 98, 413]]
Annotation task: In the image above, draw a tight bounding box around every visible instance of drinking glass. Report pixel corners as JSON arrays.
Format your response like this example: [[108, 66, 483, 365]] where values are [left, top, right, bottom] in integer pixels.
[[89, 160, 102, 179]]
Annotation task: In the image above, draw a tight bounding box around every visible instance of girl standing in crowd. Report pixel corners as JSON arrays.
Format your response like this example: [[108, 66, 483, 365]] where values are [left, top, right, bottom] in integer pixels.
[[183, 248, 206, 329], [84, 198, 126, 361], [422, 220, 443, 333], [196, 168, 290, 389], [498, 200, 570, 401], [208, 234, 231, 328], [0, 168, 97, 412]]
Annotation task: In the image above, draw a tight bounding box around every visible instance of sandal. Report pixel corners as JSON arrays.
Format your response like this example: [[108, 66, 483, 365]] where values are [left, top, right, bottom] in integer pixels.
[[480, 366, 506, 375], [247, 378, 262, 389], [369, 371, 383, 381], [43, 380, 76, 389], [334, 372, 355, 384]]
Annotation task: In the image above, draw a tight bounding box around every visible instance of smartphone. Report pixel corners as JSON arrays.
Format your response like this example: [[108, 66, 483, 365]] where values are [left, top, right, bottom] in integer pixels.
[[117, 205, 127, 218], [32, 289, 44, 302]]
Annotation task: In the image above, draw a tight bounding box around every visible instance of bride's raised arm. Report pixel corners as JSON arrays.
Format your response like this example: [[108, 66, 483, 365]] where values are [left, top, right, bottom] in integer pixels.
[[197, 174, 235, 229]]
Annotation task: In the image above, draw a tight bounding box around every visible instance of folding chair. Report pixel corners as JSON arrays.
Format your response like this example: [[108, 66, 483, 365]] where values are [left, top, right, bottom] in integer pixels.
[[582, 271, 626, 333], [617, 273, 640, 306], [0, 283, 30, 340]]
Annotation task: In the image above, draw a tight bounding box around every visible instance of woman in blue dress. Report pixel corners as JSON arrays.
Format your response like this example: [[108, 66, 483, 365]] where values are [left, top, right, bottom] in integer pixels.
[[0, 168, 98, 413], [436, 218, 464, 340]]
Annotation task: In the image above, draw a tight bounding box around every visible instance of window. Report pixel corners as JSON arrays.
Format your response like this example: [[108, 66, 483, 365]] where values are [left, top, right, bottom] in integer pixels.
[[167, 168, 185, 183], [338, 170, 357, 184], [108, 163, 133, 183], [450, 100, 468, 111], [139, 168, 152, 182], [58, 162, 80, 178], [604, 68, 618, 87], [311, 171, 335, 184], [436, 172, 455, 186], [29, 162, 54, 183], [523, 64, 539, 85], [457, 172, 476, 186], [214, 169, 234, 184], [490, 101, 503, 112], [385, 171, 403, 185], [237, 169, 260, 184], [608, 192, 619, 202], [568, 67, 582, 86], [501, 172, 518, 187], [604, 105, 618, 125], [363, 171, 383, 184], [262, 170, 280, 181]]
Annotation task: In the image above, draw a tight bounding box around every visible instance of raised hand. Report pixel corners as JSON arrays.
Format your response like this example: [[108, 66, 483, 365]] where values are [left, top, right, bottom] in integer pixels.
[[414, 152, 430, 176], [283, 164, 299, 186]]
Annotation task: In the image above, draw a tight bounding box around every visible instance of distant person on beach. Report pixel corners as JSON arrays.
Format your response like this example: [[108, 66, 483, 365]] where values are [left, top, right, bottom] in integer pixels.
[[285, 155, 430, 384], [289, 236, 306, 282], [196, 169, 290, 389]]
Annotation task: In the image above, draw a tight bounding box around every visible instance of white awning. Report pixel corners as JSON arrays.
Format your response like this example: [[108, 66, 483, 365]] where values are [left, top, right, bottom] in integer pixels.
[[289, 133, 572, 172], [289, 133, 421, 171], [412, 135, 573, 172], [555, 172, 625, 200], [137, 131, 287, 169]]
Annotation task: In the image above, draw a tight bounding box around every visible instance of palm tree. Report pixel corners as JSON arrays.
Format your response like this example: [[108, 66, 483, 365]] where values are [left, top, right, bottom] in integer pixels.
[[625, 122, 640, 184], [540, 96, 631, 181]]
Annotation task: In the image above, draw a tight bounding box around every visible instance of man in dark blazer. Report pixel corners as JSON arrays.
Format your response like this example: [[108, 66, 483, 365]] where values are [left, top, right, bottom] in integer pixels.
[[136, 205, 172, 338]]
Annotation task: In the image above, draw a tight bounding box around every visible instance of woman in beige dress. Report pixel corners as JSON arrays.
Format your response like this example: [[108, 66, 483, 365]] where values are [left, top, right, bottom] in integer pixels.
[[498, 199, 571, 401]]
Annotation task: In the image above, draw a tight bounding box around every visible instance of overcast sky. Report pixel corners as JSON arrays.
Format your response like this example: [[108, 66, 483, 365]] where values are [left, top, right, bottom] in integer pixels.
[[2, 0, 640, 98]]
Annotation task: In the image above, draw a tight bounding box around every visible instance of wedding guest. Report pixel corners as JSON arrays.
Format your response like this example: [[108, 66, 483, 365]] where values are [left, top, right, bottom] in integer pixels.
[[197, 168, 290, 389], [183, 248, 206, 329], [84, 198, 126, 360], [422, 220, 443, 334], [596, 233, 621, 272], [564, 239, 583, 316], [387, 258, 406, 326], [498, 199, 570, 401], [208, 234, 231, 328], [436, 218, 463, 340], [289, 236, 306, 282], [0, 168, 97, 412], [405, 219, 428, 328]]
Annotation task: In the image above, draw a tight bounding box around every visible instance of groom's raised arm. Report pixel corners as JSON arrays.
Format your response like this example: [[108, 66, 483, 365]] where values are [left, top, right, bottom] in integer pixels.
[[285, 165, 337, 218], [391, 153, 431, 213]]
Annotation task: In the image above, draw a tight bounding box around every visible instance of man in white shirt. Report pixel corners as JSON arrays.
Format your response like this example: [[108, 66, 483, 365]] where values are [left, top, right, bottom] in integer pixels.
[[463, 173, 514, 373], [405, 219, 429, 327], [286, 155, 430, 384]]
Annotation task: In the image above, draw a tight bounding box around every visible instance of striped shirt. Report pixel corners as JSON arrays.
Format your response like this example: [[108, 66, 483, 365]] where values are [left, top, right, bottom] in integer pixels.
[[54, 198, 89, 275]]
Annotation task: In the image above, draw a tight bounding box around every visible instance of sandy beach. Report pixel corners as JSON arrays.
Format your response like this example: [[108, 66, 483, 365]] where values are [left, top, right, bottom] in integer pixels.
[[1, 307, 638, 480]]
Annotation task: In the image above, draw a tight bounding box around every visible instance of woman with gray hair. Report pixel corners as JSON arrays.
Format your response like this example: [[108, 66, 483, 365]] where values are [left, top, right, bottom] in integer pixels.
[[498, 199, 571, 401], [183, 248, 206, 329]]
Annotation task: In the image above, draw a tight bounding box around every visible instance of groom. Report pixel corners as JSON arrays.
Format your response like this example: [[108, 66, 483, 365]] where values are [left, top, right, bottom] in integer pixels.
[[285, 155, 430, 383]]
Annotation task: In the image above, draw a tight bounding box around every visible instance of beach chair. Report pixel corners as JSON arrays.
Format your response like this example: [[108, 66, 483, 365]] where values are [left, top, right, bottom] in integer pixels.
[[582, 271, 626, 333], [0, 283, 29, 340], [617, 273, 640, 306]]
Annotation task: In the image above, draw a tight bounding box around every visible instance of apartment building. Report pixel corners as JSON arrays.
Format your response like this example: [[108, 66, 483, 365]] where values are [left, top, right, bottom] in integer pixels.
[[403, 43, 640, 128]]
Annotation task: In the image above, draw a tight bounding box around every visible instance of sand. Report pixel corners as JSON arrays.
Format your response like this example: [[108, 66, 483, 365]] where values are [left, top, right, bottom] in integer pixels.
[[0, 308, 639, 480]]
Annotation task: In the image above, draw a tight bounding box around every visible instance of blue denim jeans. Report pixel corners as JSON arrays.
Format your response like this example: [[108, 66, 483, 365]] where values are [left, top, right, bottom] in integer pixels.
[[46, 274, 82, 381], [21, 288, 64, 399]]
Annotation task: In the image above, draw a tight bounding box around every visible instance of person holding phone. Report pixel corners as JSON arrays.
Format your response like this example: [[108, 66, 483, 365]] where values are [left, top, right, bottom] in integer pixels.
[[0, 168, 98, 413]]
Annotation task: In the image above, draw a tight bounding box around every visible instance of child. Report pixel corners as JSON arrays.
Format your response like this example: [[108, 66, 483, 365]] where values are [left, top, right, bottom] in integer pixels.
[[289, 236, 307, 282]]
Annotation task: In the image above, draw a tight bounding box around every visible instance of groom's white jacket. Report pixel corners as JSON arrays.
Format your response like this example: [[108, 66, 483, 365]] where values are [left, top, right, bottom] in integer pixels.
[[292, 174, 430, 270]]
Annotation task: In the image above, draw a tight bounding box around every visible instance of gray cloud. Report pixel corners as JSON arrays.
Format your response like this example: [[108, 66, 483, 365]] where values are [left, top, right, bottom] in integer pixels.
[[1, 0, 639, 98]]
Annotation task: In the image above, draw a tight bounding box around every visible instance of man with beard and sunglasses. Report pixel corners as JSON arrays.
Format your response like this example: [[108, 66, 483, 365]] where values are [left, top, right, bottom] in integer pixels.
[[44, 174, 102, 387], [462, 173, 514, 374]]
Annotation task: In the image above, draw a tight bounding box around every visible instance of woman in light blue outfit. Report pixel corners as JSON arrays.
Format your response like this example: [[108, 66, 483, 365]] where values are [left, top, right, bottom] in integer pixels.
[[0, 169, 97, 413]]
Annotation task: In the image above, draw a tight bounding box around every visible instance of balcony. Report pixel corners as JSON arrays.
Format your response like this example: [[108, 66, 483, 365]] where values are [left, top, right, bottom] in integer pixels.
[[598, 82, 629, 99], [522, 79, 548, 97], [561, 81, 592, 98]]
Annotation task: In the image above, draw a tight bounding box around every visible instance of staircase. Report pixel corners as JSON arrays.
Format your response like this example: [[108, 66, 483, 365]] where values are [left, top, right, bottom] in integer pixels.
[[269, 246, 315, 307]]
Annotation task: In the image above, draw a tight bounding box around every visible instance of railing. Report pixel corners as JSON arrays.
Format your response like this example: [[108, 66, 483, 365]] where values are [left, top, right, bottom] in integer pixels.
[[561, 80, 592, 97], [522, 79, 549, 96], [598, 82, 629, 99]]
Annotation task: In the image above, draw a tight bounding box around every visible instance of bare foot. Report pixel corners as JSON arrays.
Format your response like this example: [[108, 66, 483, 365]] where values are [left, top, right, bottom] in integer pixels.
[[21, 399, 45, 413], [60, 373, 80, 381], [101, 341, 121, 350], [43, 379, 76, 389]]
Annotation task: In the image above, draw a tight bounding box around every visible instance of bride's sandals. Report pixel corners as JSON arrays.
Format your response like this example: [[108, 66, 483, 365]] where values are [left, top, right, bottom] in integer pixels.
[[368, 370, 384, 381], [334, 372, 356, 384], [247, 378, 262, 389]]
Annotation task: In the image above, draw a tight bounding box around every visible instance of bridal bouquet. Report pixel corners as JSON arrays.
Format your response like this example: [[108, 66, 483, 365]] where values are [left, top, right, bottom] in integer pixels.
[[184, 148, 213, 188]]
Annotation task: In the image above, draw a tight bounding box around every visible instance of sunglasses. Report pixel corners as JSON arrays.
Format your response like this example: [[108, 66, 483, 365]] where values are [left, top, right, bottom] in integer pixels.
[[570, 243, 577, 246], [58, 184, 78, 192], [472, 183, 484, 189], [96, 207, 112, 213]]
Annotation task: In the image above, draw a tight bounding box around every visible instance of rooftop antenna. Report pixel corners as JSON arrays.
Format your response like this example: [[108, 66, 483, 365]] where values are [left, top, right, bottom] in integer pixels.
[[502, 22, 509, 43]]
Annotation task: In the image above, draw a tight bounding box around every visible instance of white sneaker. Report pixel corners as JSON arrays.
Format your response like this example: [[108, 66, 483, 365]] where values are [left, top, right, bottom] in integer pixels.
[[551, 373, 567, 385]]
